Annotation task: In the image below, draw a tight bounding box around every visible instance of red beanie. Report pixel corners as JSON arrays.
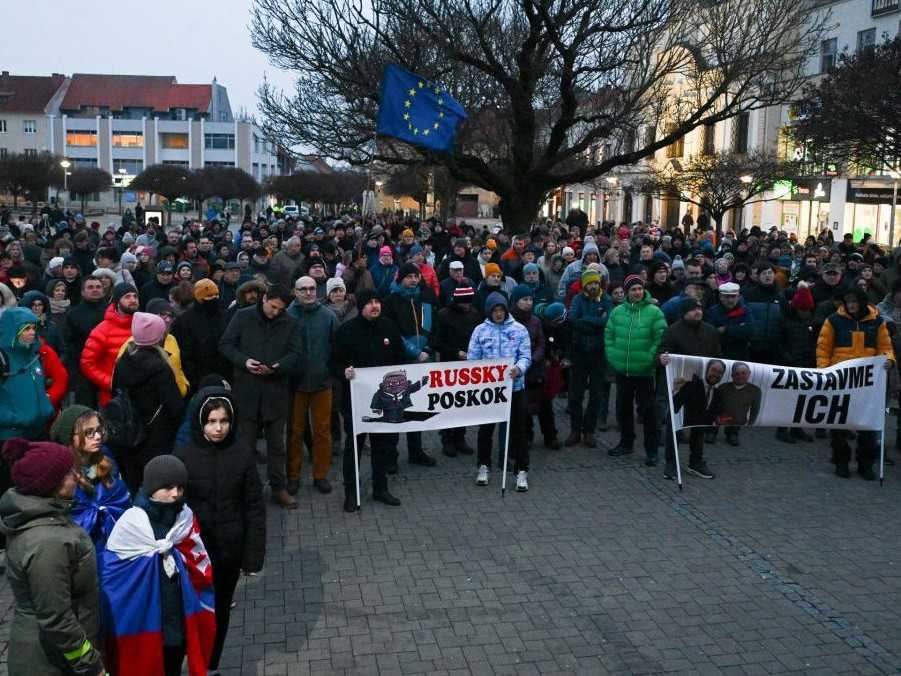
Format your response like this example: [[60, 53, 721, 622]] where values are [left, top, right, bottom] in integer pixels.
[[2, 438, 74, 497], [790, 283, 815, 312]]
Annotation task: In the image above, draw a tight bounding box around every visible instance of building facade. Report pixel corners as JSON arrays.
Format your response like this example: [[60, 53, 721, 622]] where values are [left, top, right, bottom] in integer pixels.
[[545, 0, 901, 244], [0, 72, 289, 212]]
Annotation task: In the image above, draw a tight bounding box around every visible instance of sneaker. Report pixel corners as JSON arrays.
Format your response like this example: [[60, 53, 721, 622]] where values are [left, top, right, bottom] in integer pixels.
[[516, 471, 529, 492], [663, 463, 676, 480], [313, 478, 332, 494], [686, 462, 715, 479], [476, 465, 490, 486]]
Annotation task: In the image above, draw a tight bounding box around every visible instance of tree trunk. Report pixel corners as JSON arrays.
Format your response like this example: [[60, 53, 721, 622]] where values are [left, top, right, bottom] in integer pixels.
[[498, 192, 543, 235]]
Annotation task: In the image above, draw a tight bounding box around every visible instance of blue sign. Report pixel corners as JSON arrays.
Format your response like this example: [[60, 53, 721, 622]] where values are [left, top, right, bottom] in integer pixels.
[[125, 192, 136, 203]]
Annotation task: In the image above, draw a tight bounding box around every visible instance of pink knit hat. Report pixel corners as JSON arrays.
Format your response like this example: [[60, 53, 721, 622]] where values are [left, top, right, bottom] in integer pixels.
[[379, 246, 393, 258], [132, 312, 166, 346]]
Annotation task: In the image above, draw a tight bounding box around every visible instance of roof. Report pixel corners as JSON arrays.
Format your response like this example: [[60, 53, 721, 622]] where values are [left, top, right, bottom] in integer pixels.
[[61, 74, 212, 113], [0, 72, 66, 113]]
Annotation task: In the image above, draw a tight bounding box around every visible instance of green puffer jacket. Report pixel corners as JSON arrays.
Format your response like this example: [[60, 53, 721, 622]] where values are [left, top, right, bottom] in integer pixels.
[[604, 291, 667, 376], [0, 489, 104, 676]]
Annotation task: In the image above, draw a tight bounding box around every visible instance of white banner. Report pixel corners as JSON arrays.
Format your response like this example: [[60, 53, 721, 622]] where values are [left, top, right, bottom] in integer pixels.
[[350, 359, 514, 435], [665, 355, 887, 432]]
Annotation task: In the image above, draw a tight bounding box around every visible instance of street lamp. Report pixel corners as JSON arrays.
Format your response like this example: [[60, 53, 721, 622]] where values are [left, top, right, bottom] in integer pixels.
[[60, 159, 71, 202], [117, 167, 127, 215]]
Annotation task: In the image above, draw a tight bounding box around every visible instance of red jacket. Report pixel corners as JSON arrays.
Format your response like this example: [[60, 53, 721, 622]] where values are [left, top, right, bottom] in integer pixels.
[[417, 263, 440, 299], [80, 304, 134, 406], [39, 338, 68, 411]]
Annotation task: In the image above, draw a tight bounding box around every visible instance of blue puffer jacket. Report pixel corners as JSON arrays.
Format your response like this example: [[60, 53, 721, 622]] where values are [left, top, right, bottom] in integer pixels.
[[568, 291, 612, 355], [0, 307, 55, 440], [467, 292, 532, 391]]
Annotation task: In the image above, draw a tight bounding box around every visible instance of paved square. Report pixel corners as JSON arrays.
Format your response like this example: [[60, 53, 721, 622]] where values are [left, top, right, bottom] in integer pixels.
[[4, 407, 901, 675]]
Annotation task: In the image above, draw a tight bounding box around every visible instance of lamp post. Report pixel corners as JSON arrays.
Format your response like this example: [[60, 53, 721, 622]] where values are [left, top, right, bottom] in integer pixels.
[[59, 159, 71, 205], [117, 167, 127, 215]]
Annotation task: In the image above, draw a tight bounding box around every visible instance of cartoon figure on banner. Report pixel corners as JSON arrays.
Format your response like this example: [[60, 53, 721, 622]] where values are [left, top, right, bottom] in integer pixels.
[[363, 370, 438, 423], [672, 358, 725, 426]]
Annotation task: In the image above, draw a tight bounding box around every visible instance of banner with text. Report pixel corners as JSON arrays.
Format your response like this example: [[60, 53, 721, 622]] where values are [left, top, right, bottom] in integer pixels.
[[665, 355, 887, 431], [350, 359, 514, 435]]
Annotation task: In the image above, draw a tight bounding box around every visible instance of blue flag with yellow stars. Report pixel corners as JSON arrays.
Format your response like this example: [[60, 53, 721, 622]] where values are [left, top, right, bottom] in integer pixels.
[[376, 64, 468, 153]]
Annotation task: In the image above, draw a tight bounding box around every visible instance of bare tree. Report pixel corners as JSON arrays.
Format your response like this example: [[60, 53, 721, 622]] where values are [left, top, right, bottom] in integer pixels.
[[251, 0, 828, 232], [639, 152, 800, 235]]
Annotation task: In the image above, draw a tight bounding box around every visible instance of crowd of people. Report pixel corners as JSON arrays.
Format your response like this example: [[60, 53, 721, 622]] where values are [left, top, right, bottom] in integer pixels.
[[0, 204, 897, 675]]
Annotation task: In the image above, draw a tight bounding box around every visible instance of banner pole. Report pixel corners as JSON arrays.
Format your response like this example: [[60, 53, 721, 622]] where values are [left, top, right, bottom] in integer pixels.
[[501, 361, 514, 499], [881, 356, 888, 488], [350, 374, 362, 508], [664, 359, 683, 491]]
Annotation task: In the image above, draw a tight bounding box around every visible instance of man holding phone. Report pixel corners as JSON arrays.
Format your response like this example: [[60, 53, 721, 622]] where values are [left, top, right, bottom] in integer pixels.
[[220, 283, 302, 509]]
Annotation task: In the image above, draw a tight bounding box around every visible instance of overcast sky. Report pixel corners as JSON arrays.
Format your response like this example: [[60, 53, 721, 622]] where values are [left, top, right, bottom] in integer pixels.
[[2, 0, 296, 119]]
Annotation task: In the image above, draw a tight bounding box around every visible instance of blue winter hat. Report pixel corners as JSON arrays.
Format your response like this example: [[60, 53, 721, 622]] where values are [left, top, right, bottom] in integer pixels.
[[538, 301, 567, 324], [484, 291, 508, 318], [523, 262, 540, 275], [510, 283, 534, 306], [653, 250, 672, 264]]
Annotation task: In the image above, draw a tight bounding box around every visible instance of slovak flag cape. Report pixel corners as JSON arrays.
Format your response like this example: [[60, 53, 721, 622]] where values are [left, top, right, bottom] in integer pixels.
[[100, 505, 216, 675]]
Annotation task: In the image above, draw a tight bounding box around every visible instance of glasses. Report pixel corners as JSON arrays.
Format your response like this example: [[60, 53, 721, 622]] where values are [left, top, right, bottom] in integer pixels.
[[80, 426, 106, 439]]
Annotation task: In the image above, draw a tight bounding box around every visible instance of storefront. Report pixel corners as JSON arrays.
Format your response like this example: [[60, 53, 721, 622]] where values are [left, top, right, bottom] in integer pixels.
[[845, 181, 901, 245], [772, 178, 831, 240]]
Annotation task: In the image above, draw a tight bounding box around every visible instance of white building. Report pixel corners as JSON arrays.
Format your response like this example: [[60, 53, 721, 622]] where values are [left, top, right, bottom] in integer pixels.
[[546, 0, 901, 244], [0, 72, 291, 211]]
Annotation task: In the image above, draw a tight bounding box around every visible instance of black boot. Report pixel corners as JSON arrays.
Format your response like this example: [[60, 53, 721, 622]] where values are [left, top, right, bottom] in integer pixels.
[[858, 464, 876, 481], [373, 489, 402, 506], [775, 428, 796, 444], [835, 462, 851, 478], [343, 492, 360, 512], [791, 428, 814, 442]]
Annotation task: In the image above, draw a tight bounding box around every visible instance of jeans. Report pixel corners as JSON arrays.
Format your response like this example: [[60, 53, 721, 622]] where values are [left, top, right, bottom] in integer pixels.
[[238, 417, 287, 490], [569, 352, 606, 434], [615, 374, 657, 458], [287, 389, 333, 481], [477, 389, 529, 471]]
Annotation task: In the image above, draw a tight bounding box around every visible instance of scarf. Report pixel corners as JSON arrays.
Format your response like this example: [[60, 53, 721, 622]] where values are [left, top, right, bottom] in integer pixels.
[[49, 298, 70, 314]]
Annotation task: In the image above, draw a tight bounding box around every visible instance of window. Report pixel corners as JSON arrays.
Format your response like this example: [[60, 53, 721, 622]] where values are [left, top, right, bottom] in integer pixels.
[[112, 132, 143, 148], [0, 120, 6, 133], [702, 123, 716, 155], [733, 113, 750, 154], [254, 134, 260, 153], [821, 38, 837, 73], [23, 120, 36, 135], [66, 131, 97, 147], [113, 158, 143, 175], [205, 161, 234, 167], [162, 160, 189, 167], [23, 148, 37, 158], [160, 133, 189, 149], [204, 133, 235, 150], [71, 158, 98, 169], [857, 28, 876, 52]]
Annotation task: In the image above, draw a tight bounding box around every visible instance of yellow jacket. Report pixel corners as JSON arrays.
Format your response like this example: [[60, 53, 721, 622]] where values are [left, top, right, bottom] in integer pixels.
[[116, 333, 190, 397], [816, 304, 894, 368]]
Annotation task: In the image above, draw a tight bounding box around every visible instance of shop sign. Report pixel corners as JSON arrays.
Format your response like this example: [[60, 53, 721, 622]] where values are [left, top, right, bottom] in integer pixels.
[[847, 185, 897, 204], [774, 178, 831, 201]]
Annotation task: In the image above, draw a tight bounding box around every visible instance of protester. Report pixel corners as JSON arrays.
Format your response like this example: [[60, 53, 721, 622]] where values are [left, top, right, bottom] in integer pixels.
[[219, 284, 301, 509], [604, 275, 666, 465], [170, 278, 229, 390], [63, 275, 107, 406], [0, 437, 106, 676], [175, 386, 265, 674], [81, 281, 139, 407], [0, 307, 55, 442]]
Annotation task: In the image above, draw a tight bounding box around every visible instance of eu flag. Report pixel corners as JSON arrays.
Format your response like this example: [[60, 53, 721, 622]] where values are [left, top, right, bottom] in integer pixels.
[[376, 64, 468, 153]]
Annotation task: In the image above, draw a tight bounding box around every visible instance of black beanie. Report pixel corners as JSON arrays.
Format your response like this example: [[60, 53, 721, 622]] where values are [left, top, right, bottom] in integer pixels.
[[679, 297, 702, 317], [398, 262, 421, 280], [356, 288, 379, 312], [112, 282, 138, 305], [142, 454, 188, 496]]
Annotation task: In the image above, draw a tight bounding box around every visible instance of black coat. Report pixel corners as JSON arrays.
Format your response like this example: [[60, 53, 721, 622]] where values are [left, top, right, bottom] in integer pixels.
[[659, 319, 722, 359], [331, 314, 406, 375], [778, 308, 818, 367], [218, 303, 301, 421], [111, 346, 184, 458], [139, 278, 174, 310], [175, 388, 266, 571], [62, 297, 106, 405], [170, 301, 231, 389], [433, 305, 482, 361]]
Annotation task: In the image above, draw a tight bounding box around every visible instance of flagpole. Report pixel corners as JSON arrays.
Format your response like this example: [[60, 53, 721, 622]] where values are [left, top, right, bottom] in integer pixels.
[[500, 362, 514, 498], [350, 374, 363, 508]]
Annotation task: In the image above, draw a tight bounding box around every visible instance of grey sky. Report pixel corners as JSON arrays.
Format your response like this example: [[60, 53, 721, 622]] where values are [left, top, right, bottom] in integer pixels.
[[1, 0, 296, 120]]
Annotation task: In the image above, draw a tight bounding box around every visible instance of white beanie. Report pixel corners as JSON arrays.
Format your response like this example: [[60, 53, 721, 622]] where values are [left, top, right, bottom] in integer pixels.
[[326, 277, 346, 296], [48, 256, 64, 270], [562, 246, 575, 257]]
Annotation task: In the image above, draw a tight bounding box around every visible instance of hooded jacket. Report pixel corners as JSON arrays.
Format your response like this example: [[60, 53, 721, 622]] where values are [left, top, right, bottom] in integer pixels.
[[80, 303, 134, 406], [603, 290, 667, 377], [556, 243, 608, 299], [0, 489, 104, 676], [568, 290, 613, 355], [466, 292, 531, 391], [0, 307, 55, 440], [816, 293, 895, 368], [20, 290, 65, 359], [174, 387, 266, 571]]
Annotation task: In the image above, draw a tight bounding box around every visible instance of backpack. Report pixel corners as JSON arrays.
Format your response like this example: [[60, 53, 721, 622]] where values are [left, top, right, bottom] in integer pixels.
[[103, 389, 161, 450]]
